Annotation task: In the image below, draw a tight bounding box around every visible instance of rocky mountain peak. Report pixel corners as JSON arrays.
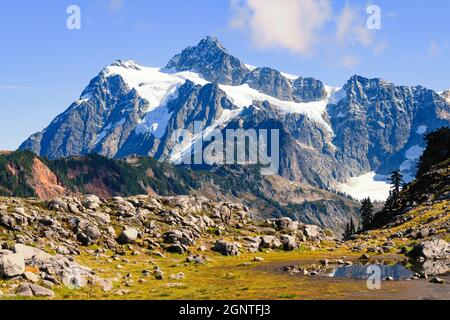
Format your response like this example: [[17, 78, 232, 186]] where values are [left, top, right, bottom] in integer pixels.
[[109, 59, 141, 70], [165, 36, 250, 85]]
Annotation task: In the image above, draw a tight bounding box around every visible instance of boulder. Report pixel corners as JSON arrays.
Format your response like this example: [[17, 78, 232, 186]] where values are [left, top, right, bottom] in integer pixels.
[[16, 283, 34, 297], [163, 230, 183, 243], [275, 218, 297, 232], [27, 283, 55, 297], [82, 195, 102, 210], [303, 225, 322, 240], [212, 240, 240, 256], [23, 271, 40, 283], [280, 235, 298, 251], [260, 236, 283, 249], [409, 239, 450, 260], [166, 243, 187, 254], [0, 253, 25, 277], [14, 244, 50, 260], [118, 228, 138, 244], [84, 225, 101, 240], [429, 277, 446, 284]]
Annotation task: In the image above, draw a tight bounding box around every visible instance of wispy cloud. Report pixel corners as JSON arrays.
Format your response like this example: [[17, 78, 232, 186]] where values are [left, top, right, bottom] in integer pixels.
[[427, 40, 449, 58], [108, 0, 124, 13], [96, 0, 125, 14], [0, 85, 33, 91], [229, 0, 385, 68], [341, 55, 360, 69], [230, 0, 332, 56], [336, 4, 372, 47], [427, 41, 441, 58]]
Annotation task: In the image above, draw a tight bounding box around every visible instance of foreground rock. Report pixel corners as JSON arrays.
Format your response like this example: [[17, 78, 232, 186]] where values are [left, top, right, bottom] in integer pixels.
[[212, 240, 240, 256], [409, 239, 450, 260], [0, 253, 25, 277], [16, 283, 54, 297], [0, 194, 341, 298]]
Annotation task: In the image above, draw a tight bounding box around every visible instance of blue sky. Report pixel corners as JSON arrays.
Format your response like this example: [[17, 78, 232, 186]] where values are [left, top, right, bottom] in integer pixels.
[[0, 0, 449, 150]]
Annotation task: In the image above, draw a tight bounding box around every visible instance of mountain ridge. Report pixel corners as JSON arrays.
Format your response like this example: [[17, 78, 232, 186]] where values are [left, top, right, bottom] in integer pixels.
[[19, 36, 450, 200]]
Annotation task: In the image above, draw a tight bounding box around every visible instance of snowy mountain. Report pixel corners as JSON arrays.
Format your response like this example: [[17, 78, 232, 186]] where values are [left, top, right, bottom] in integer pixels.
[[20, 37, 450, 200]]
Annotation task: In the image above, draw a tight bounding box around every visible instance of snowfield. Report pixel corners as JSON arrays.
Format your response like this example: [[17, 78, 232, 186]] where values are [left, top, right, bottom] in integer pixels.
[[336, 172, 391, 201]]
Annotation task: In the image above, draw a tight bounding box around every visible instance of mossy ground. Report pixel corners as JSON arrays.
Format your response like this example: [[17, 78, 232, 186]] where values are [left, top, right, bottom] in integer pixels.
[[1, 200, 448, 300], [0, 245, 415, 300]]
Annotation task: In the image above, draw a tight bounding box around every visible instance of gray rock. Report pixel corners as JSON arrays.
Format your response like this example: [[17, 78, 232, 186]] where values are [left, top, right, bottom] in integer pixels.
[[212, 240, 240, 256], [84, 225, 101, 240], [303, 225, 322, 240], [429, 277, 446, 284], [260, 236, 283, 249], [409, 239, 450, 260], [14, 244, 50, 260], [16, 283, 34, 297], [0, 253, 25, 277], [280, 235, 298, 251], [29, 283, 55, 297], [23, 271, 40, 283], [82, 195, 102, 210], [166, 243, 187, 254], [118, 228, 138, 244]]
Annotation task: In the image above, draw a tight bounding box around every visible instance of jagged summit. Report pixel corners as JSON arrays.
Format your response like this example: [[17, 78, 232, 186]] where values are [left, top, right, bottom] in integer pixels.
[[165, 36, 250, 85]]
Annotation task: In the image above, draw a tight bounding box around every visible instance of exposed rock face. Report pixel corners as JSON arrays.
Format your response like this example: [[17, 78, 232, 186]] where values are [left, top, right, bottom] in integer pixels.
[[20, 73, 150, 159], [292, 77, 326, 102], [441, 90, 450, 104], [27, 158, 67, 200], [242, 67, 325, 102], [328, 76, 450, 177], [243, 67, 294, 101], [165, 36, 251, 85]]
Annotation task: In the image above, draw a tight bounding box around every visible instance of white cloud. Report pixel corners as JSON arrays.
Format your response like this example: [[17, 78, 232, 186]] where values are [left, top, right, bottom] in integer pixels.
[[229, 0, 384, 67], [427, 40, 442, 58], [230, 0, 332, 55], [0, 85, 33, 90], [341, 55, 359, 69], [107, 0, 124, 13], [336, 4, 373, 47], [96, 0, 124, 14]]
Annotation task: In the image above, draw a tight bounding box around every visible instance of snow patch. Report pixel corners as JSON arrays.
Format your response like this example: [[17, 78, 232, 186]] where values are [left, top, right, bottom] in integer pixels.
[[244, 64, 257, 71], [219, 83, 333, 132], [280, 71, 299, 80], [336, 172, 391, 201], [399, 145, 425, 182], [416, 125, 427, 135], [325, 86, 345, 104]]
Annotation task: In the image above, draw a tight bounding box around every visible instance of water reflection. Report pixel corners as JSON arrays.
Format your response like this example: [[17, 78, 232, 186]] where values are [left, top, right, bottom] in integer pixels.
[[328, 263, 414, 281], [327, 260, 449, 280]]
